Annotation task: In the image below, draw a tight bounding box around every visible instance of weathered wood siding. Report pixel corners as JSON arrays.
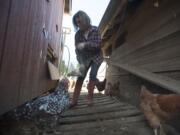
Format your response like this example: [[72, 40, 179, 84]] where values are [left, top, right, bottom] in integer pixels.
[[0, 0, 64, 115], [101, 0, 180, 105]]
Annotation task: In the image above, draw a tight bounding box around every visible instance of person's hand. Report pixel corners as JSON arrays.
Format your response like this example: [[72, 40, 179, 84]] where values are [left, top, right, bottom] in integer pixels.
[[77, 42, 85, 50]]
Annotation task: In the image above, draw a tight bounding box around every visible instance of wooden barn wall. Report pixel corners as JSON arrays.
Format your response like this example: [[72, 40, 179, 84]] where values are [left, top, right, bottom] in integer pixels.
[[0, 0, 64, 115], [106, 0, 180, 106]]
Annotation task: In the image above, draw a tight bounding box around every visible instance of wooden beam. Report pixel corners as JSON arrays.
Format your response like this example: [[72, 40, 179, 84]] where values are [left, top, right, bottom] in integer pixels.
[[47, 61, 60, 80], [99, 0, 127, 37], [111, 62, 180, 93]]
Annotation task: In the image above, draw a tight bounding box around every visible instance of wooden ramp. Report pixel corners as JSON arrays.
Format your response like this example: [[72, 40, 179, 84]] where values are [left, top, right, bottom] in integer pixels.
[[56, 93, 154, 135]]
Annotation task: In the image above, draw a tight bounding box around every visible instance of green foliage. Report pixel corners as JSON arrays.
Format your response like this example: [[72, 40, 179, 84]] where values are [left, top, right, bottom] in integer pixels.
[[59, 60, 67, 76], [68, 63, 75, 73], [59, 60, 79, 76]]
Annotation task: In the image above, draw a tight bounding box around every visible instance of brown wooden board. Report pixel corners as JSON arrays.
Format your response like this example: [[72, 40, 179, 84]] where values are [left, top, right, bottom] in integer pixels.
[[0, 0, 64, 115], [0, 0, 11, 69]]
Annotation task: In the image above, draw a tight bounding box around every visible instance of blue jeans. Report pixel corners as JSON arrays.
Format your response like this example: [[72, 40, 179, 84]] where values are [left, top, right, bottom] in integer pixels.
[[78, 60, 101, 81]]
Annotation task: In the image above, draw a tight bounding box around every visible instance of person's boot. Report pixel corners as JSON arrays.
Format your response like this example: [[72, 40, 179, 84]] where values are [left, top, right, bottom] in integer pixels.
[[87, 80, 96, 106], [70, 78, 83, 108], [95, 78, 106, 92]]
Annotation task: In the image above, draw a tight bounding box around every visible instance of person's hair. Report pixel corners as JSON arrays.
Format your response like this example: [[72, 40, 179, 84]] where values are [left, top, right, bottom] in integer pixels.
[[72, 10, 91, 31]]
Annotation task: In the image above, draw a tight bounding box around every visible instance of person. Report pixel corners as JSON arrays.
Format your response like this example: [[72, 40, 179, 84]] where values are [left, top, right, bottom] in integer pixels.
[[70, 10, 103, 107]]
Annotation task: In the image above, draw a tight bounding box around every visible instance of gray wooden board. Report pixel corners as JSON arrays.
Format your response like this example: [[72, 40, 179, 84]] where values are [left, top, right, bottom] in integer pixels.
[[56, 122, 153, 135], [57, 94, 153, 135], [111, 62, 180, 94], [74, 100, 117, 109], [77, 95, 110, 100], [57, 115, 145, 131], [77, 97, 114, 103], [62, 103, 135, 117], [69, 93, 107, 99], [59, 109, 141, 124]]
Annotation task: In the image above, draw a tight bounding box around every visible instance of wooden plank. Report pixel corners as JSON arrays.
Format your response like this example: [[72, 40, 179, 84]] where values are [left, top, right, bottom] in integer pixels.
[[37, 0, 50, 94], [48, 61, 60, 80], [60, 109, 141, 124], [0, 0, 11, 68], [102, 6, 127, 51], [57, 115, 145, 131], [58, 122, 153, 135], [74, 100, 117, 109], [111, 17, 180, 63], [99, 0, 126, 35], [0, 0, 11, 115], [73, 97, 129, 107], [62, 103, 135, 117], [30, 0, 46, 98], [77, 96, 110, 101], [17, 0, 36, 103], [76, 97, 114, 104], [77, 98, 116, 105], [70, 93, 107, 99], [112, 30, 180, 72], [111, 62, 180, 93], [102, 0, 180, 56], [0, 0, 28, 114], [126, 0, 180, 43], [110, 0, 180, 60], [18, 0, 43, 103]]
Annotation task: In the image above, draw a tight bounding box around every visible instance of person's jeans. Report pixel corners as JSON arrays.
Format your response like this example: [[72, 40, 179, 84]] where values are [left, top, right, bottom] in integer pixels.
[[78, 60, 101, 81], [89, 61, 100, 81]]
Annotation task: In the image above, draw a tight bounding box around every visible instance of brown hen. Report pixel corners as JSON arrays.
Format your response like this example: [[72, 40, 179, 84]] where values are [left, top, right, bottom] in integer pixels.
[[140, 85, 180, 135]]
